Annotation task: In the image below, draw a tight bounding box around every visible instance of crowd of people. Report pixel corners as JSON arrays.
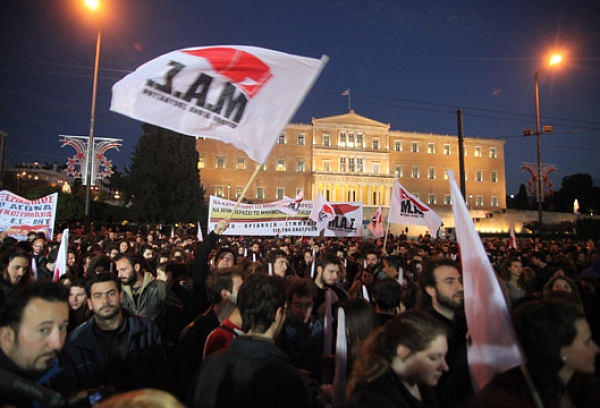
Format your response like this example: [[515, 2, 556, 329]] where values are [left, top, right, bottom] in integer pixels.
[[0, 222, 599, 407]]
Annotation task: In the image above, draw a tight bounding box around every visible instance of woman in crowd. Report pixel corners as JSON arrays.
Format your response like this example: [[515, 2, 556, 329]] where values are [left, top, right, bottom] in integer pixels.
[[543, 275, 582, 305], [499, 257, 533, 307], [480, 299, 600, 407], [347, 310, 448, 407]]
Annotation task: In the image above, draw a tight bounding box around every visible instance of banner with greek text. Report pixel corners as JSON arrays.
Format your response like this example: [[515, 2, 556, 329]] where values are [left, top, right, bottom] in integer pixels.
[[0, 191, 58, 240], [207, 196, 362, 237]]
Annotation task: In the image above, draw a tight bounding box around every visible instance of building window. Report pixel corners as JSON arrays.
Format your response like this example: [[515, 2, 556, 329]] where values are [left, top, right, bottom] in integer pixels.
[[413, 193, 420, 199], [297, 134, 305, 145], [297, 160, 305, 172], [217, 156, 225, 169], [322, 160, 330, 171], [491, 170, 498, 183], [277, 159, 286, 171], [197, 155, 204, 169], [348, 133, 355, 148], [325, 190, 331, 201], [323, 134, 330, 146], [256, 187, 264, 199], [394, 165, 403, 178], [411, 165, 420, 178], [443, 144, 451, 155], [474, 146, 482, 157], [349, 158, 355, 172], [372, 139, 380, 150], [236, 186, 243, 198], [475, 170, 483, 182], [411, 142, 419, 153], [276, 187, 284, 200], [357, 158, 363, 172], [444, 194, 452, 205], [237, 157, 245, 170], [443, 168, 450, 180], [357, 134, 363, 148], [428, 167, 436, 179], [394, 140, 402, 152], [339, 133, 346, 147], [216, 185, 224, 197], [372, 162, 380, 174], [278, 134, 285, 144], [491, 196, 499, 207], [339, 158, 346, 172], [490, 147, 497, 159], [427, 143, 435, 154], [476, 195, 483, 206], [347, 190, 356, 201], [428, 194, 436, 205]]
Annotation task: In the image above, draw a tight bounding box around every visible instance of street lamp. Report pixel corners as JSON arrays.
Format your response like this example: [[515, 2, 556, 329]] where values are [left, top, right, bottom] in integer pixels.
[[84, 0, 102, 231], [527, 54, 562, 239]]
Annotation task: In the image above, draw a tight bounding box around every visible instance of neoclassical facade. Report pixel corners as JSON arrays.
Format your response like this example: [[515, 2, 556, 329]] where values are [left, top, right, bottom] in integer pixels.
[[196, 110, 506, 228]]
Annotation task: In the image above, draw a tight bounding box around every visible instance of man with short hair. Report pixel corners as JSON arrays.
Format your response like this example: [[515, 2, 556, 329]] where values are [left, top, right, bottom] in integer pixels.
[[419, 258, 471, 407], [31, 237, 49, 280], [271, 249, 290, 277], [58, 273, 168, 395], [190, 274, 312, 408], [0, 282, 69, 406], [313, 253, 349, 317], [115, 253, 167, 329], [68, 279, 91, 332], [371, 278, 404, 325], [364, 246, 385, 281]]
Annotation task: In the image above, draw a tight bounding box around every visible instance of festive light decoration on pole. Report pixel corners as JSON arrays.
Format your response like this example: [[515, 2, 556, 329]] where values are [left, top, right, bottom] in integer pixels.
[[60, 135, 121, 185]]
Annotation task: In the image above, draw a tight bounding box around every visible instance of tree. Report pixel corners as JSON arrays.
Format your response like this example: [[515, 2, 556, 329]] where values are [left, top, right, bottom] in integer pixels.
[[126, 124, 206, 224], [548, 173, 600, 214], [515, 184, 530, 210]]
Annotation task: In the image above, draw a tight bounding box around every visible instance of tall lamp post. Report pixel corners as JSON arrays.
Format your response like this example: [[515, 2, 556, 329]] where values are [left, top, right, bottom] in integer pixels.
[[526, 54, 562, 239], [84, 0, 102, 232]]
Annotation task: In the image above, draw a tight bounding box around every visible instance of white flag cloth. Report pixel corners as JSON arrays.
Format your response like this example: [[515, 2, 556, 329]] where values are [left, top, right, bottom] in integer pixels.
[[309, 193, 335, 231], [53, 229, 69, 282], [274, 190, 304, 216], [367, 206, 384, 238], [197, 222, 203, 242], [447, 171, 524, 391], [388, 180, 442, 234], [31, 257, 38, 281], [323, 290, 333, 356], [332, 307, 347, 406], [111, 46, 328, 164]]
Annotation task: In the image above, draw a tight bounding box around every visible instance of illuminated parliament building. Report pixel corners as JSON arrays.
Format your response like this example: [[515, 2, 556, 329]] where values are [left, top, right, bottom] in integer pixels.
[[196, 110, 507, 234]]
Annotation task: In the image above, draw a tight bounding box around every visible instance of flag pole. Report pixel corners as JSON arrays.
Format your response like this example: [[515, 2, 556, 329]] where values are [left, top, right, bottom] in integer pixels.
[[382, 222, 391, 251], [519, 365, 545, 408], [226, 163, 262, 220]]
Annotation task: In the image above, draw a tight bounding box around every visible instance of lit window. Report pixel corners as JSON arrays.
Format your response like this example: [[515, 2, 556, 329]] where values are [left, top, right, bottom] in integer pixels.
[[216, 185, 224, 197], [372, 139, 380, 150], [394, 141, 402, 152], [236, 186, 243, 198], [491, 170, 498, 183], [217, 156, 225, 169], [412, 165, 420, 178], [428, 167, 436, 179], [474, 146, 482, 157], [476, 195, 483, 206], [197, 155, 204, 169], [256, 187, 264, 199], [348, 134, 355, 147], [339, 133, 346, 147], [475, 170, 483, 182], [356, 134, 363, 148], [349, 158, 355, 172], [411, 142, 419, 153], [297, 134, 305, 145], [357, 158, 363, 172], [277, 187, 284, 200], [322, 160, 330, 171], [297, 160, 305, 172], [278, 134, 285, 144], [395, 165, 402, 178], [427, 143, 435, 154], [339, 158, 346, 172], [237, 157, 245, 170], [444, 144, 451, 155], [277, 159, 286, 172], [491, 196, 499, 207], [489, 147, 497, 159], [429, 194, 436, 205], [323, 135, 330, 146], [444, 194, 452, 205]]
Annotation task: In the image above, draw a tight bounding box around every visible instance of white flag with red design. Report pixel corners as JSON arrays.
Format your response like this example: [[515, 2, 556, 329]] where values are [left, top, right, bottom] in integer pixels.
[[274, 190, 304, 216], [388, 180, 442, 234], [197, 222, 203, 242], [111, 46, 328, 164], [508, 224, 517, 250], [368, 206, 384, 238], [53, 229, 69, 282], [309, 192, 335, 231], [447, 170, 525, 391]]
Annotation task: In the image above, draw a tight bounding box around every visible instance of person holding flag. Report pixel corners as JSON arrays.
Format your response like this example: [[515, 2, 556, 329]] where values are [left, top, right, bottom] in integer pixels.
[[368, 206, 384, 239]]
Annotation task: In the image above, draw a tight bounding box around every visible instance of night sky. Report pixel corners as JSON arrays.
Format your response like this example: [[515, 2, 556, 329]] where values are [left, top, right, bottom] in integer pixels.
[[1, 0, 599, 194]]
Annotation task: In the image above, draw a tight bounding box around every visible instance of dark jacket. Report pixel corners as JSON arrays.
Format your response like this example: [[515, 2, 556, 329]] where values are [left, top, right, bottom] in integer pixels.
[[192, 231, 220, 315], [349, 369, 439, 408], [121, 272, 167, 328], [190, 336, 313, 408], [57, 308, 168, 396], [0, 349, 66, 408]]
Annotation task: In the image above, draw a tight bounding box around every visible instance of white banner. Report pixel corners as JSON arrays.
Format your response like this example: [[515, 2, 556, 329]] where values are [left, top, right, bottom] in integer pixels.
[[111, 45, 327, 164], [0, 191, 58, 240], [388, 180, 442, 234], [207, 196, 362, 237]]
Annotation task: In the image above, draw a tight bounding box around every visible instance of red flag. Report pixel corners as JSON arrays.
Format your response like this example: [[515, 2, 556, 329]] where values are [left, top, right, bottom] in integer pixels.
[[274, 190, 304, 216], [309, 193, 335, 231], [448, 171, 524, 391], [368, 206, 384, 238]]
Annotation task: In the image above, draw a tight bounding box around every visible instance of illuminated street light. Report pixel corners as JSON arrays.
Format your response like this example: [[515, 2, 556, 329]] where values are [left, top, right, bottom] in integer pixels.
[[525, 54, 562, 239], [83, 0, 102, 231]]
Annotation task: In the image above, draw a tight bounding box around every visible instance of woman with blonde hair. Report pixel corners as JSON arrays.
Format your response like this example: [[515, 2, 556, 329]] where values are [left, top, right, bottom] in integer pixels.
[[347, 310, 448, 407]]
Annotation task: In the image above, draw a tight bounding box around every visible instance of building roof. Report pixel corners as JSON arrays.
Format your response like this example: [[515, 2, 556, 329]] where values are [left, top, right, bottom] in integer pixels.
[[312, 110, 390, 129]]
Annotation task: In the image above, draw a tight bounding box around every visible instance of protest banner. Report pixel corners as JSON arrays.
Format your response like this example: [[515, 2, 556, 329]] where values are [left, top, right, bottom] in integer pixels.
[[0, 191, 58, 240]]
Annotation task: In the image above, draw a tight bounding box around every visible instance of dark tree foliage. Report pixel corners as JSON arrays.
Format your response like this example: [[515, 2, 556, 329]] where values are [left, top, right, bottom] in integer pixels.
[[126, 124, 206, 223], [547, 173, 600, 213], [515, 184, 530, 210]]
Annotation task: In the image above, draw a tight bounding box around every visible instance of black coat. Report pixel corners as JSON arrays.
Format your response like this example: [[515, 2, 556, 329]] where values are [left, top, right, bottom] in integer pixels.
[[190, 336, 313, 408]]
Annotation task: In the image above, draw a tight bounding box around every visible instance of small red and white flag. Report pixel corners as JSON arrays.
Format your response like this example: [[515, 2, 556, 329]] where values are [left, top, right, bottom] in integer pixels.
[[309, 192, 335, 231], [448, 170, 524, 391], [368, 206, 384, 238], [53, 229, 69, 282], [111, 46, 328, 164], [508, 224, 517, 250], [274, 190, 304, 216], [388, 180, 441, 234]]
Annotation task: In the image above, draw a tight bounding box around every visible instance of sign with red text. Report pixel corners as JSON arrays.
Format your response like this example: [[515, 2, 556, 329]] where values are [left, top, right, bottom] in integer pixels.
[[0, 191, 58, 240]]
